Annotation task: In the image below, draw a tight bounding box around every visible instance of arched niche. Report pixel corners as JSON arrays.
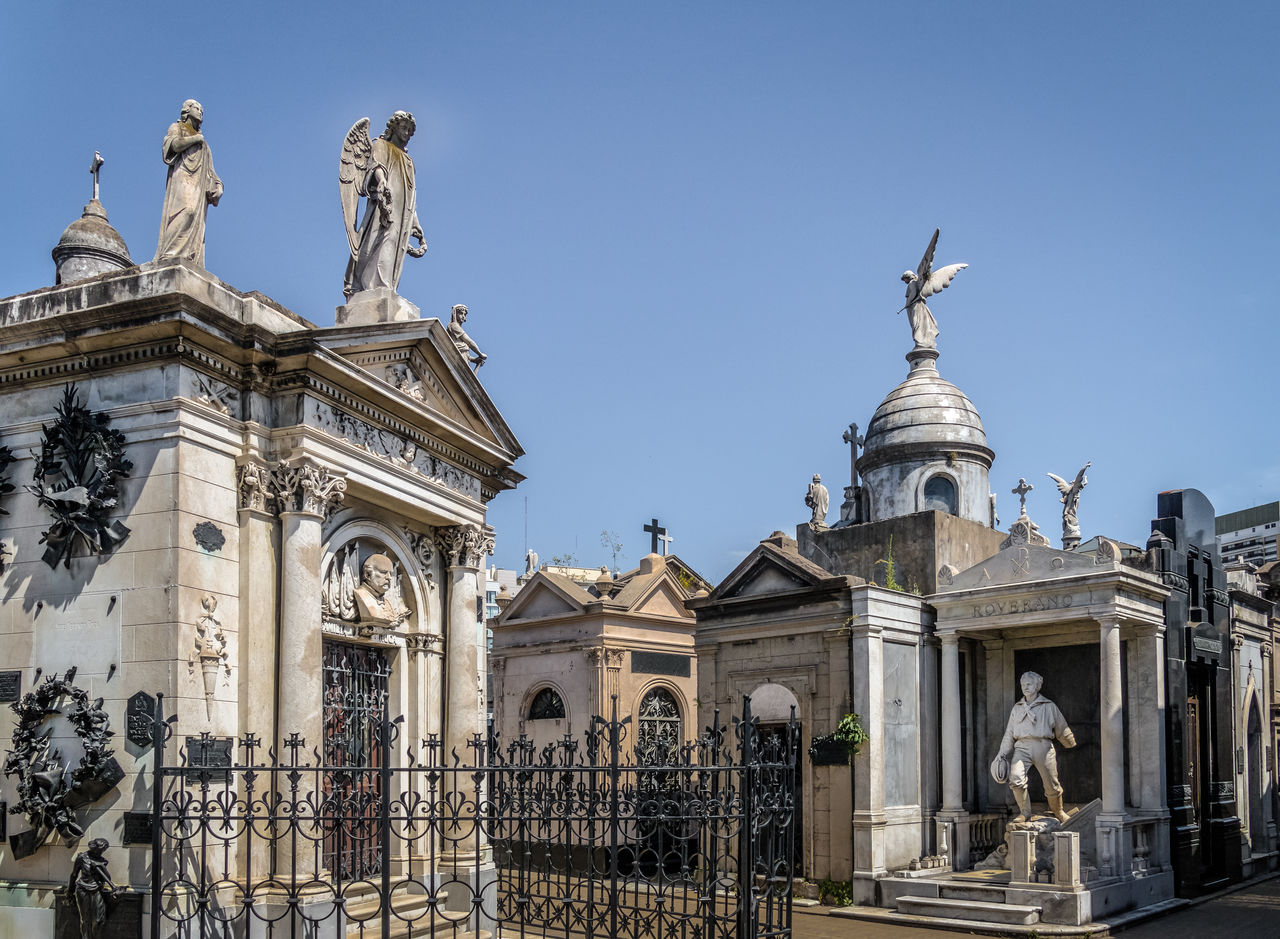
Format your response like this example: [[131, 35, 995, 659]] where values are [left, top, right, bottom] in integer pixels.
[[748, 682, 801, 723]]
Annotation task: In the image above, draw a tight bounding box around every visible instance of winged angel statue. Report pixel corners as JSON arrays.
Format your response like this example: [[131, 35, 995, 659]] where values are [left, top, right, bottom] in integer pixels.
[[340, 112, 427, 299], [900, 229, 967, 351], [1047, 462, 1090, 547]]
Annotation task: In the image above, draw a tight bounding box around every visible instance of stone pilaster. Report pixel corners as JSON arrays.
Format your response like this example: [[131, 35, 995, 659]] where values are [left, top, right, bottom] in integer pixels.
[[850, 621, 885, 896], [236, 460, 279, 743], [937, 632, 968, 870]]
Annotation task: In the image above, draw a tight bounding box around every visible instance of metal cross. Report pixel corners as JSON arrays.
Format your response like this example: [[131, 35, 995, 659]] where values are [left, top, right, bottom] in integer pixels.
[[1012, 478, 1034, 515], [90, 151, 104, 202], [657, 531, 674, 556], [842, 422, 864, 488], [643, 518, 667, 555]]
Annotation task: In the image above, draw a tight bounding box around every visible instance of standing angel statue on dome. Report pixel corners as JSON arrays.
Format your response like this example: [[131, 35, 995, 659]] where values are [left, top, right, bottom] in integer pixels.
[[340, 111, 428, 299], [899, 228, 967, 351]]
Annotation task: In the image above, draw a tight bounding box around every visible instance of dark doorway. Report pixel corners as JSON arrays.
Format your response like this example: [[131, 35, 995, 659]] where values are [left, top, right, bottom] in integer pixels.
[[321, 639, 391, 879], [759, 722, 803, 878]]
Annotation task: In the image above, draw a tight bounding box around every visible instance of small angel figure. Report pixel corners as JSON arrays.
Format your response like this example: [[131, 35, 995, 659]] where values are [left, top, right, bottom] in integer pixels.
[[1047, 461, 1091, 549], [340, 112, 428, 299], [900, 228, 967, 351]]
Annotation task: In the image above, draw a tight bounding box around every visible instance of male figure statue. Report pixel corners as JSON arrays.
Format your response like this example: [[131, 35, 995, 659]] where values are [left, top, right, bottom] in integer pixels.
[[447, 304, 486, 369], [805, 474, 829, 530], [353, 553, 409, 629], [998, 671, 1076, 823], [156, 99, 222, 265], [340, 111, 427, 298]]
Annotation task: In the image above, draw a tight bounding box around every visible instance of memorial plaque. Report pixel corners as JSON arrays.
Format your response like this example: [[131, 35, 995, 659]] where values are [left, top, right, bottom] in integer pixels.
[[122, 811, 153, 845], [126, 691, 156, 748], [630, 651, 691, 678], [184, 735, 234, 785], [33, 593, 122, 676], [0, 670, 20, 702], [0, 802, 5, 841]]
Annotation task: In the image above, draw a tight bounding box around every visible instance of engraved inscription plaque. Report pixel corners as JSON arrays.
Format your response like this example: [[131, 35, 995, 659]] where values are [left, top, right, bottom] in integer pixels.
[[0, 670, 20, 702]]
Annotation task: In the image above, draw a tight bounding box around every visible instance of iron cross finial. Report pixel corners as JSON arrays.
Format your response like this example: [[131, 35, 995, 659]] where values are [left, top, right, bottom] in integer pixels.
[[1012, 478, 1034, 515]]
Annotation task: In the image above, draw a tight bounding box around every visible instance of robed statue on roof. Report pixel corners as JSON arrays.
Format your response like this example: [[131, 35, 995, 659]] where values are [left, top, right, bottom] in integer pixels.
[[340, 111, 427, 299]]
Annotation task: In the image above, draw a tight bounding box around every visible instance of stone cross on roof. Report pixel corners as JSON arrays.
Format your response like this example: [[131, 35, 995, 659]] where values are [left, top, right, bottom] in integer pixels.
[[643, 518, 667, 555], [1012, 478, 1034, 515], [90, 152, 104, 201], [842, 422, 864, 487], [658, 531, 674, 556]]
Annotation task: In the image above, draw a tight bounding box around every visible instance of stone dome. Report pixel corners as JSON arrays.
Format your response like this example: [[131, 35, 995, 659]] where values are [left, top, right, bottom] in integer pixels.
[[860, 353, 988, 460], [856, 348, 994, 525], [52, 199, 132, 285]]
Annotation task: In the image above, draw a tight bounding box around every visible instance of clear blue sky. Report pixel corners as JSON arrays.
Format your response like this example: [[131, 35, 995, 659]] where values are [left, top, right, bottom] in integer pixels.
[[2, 3, 1276, 583]]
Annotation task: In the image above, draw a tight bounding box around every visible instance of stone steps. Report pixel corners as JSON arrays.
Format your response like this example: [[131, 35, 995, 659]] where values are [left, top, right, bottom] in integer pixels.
[[896, 895, 1041, 926]]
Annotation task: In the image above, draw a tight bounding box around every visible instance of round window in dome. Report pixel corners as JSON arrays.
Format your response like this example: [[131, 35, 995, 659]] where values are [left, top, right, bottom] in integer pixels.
[[923, 475, 957, 515]]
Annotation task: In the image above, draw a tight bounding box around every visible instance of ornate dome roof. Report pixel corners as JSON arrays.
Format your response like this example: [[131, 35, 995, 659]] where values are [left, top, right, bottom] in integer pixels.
[[52, 199, 131, 284], [859, 350, 989, 470]]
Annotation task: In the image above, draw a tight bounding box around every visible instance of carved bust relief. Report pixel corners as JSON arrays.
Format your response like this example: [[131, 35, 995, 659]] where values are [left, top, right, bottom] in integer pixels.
[[322, 539, 414, 640]]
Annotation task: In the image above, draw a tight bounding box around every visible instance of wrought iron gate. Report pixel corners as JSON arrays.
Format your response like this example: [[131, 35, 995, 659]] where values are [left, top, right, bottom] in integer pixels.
[[149, 696, 797, 939], [321, 639, 391, 879]]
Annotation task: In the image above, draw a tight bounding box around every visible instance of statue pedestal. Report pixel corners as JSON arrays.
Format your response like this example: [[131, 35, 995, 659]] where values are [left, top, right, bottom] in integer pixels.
[[336, 288, 420, 326]]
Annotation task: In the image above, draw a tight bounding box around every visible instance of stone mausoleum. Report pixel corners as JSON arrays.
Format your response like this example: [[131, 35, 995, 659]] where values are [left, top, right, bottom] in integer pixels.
[[0, 142, 522, 934]]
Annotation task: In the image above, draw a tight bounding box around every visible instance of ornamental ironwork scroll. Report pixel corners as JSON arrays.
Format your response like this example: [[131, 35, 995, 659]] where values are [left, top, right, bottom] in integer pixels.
[[147, 696, 798, 939]]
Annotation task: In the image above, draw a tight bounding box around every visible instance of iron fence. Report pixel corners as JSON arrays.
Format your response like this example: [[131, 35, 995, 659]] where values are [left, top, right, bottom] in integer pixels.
[[149, 696, 797, 939]]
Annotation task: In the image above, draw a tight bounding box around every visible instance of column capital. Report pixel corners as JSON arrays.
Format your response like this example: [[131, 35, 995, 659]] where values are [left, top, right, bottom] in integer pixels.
[[272, 459, 347, 517], [938, 632, 960, 647], [236, 459, 277, 514], [435, 524, 494, 569], [1128, 623, 1165, 640], [1095, 613, 1123, 630]]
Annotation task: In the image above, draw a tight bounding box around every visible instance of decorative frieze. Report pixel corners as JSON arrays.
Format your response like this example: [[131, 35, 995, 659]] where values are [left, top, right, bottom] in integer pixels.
[[405, 632, 443, 657], [191, 371, 239, 416], [309, 398, 482, 500], [1160, 571, 1190, 592], [435, 524, 493, 569]]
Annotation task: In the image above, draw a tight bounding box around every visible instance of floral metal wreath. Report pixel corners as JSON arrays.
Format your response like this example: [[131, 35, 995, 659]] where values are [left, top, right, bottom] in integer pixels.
[[3, 670, 123, 849], [27, 384, 132, 569], [0, 443, 14, 572]]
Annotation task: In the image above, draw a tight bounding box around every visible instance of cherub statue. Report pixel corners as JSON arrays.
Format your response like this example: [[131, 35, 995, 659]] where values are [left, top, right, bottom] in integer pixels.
[[1047, 462, 1090, 549], [340, 112, 427, 299], [900, 229, 967, 351]]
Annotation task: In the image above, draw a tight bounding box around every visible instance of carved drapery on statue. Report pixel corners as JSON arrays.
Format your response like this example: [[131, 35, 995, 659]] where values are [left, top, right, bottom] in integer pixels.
[[322, 539, 414, 641], [27, 385, 132, 569], [340, 112, 426, 299], [3, 671, 125, 857], [155, 99, 222, 266], [435, 524, 494, 569]]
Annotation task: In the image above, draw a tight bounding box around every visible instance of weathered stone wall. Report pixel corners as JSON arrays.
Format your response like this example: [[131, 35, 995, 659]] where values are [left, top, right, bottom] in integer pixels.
[[797, 510, 1004, 593]]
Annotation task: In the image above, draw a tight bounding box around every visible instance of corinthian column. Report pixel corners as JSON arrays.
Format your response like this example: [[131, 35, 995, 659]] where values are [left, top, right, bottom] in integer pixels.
[[272, 461, 347, 752], [435, 524, 495, 921]]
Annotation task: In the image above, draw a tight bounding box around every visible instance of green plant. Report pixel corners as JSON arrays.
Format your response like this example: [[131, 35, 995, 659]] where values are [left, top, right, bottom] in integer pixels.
[[834, 713, 869, 757], [875, 535, 903, 592], [818, 878, 853, 906]]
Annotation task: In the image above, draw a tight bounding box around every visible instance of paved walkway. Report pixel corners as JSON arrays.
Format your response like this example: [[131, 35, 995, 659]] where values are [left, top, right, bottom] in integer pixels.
[[791, 873, 1280, 938]]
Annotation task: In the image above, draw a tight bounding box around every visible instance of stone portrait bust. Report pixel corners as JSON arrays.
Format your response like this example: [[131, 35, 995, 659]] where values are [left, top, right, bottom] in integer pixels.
[[353, 553, 410, 629]]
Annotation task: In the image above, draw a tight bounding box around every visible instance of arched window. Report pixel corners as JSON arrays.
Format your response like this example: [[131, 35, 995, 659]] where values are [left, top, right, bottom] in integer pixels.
[[923, 475, 958, 515], [636, 687, 682, 765], [527, 687, 565, 720]]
